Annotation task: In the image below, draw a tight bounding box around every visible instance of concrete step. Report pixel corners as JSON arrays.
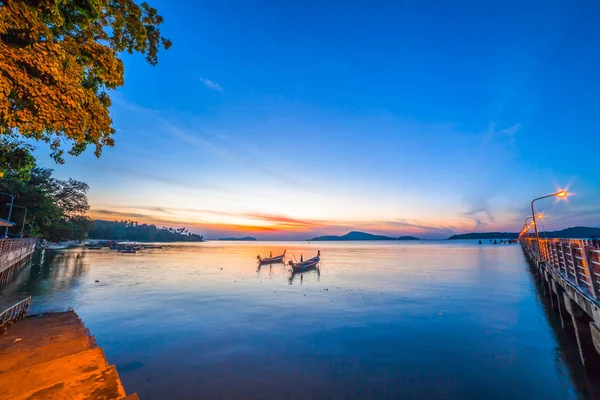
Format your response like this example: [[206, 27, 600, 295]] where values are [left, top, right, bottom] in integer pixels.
[[0, 311, 80, 333], [0, 311, 83, 341], [0, 325, 90, 351], [0, 322, 86, 346], [0, 336, 94, 373], [0, 348, 108, 399], [12, 314, 82, 330], [19, 310, 80, 326], [10, 364, 127, 400]]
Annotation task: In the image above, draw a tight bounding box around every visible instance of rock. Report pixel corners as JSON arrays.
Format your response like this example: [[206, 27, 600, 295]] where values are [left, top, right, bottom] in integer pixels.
[[14, 338, 21, 343], [95, 280, 99, 283]]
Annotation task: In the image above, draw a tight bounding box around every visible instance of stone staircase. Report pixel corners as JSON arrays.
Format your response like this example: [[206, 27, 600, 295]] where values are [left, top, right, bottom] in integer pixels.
[[0, 310, 138, 400]]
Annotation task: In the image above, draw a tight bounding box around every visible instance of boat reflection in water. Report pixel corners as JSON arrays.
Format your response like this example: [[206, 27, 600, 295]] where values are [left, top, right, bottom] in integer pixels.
[[288, 267, 320, 284]]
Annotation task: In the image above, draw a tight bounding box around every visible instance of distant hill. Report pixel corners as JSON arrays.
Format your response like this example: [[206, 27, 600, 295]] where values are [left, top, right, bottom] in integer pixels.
[[542, 226, 600, 239], [448, 226, 600, 240], [309, 231, 420, 241], [218, 236, 258, 241]]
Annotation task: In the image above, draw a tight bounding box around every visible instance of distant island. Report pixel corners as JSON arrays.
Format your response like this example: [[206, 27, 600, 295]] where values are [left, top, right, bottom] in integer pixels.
[[448, 226, 600, 240], [309, 231, 420, 241], [218, 236, 258, 241]]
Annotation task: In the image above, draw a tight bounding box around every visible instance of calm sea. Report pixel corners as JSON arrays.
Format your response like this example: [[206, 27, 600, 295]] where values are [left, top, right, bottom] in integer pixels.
[[2, 240, 600, 399]]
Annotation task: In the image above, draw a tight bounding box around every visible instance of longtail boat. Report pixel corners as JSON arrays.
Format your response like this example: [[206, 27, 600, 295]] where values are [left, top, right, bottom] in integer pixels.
[[257, 250, 286, 265], [289, 250, 320, 271], [117, 248, 138, 254]]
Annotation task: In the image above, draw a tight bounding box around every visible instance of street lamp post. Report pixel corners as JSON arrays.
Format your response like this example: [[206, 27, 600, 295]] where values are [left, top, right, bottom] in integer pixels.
[[9, 205, 28, 237], [524, 214, 543, 239], [520, 221, 535, 239], [525, 214, 543, 225], [531, 190, 567, 257], [0, 191, 15, 237]]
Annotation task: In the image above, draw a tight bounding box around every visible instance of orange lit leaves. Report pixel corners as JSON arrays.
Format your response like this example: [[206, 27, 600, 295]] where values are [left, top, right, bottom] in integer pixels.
[[0, 0, 168, 163]]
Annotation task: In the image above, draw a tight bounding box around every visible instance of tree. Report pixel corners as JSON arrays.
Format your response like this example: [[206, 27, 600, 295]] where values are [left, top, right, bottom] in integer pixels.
[[88, 220, 205, 242], [0, 134, 35, 178], [0, 166, 91, 240], [53, 178, 89, 216], [0, 0, 171, 175], [70, 216, 93, 241]]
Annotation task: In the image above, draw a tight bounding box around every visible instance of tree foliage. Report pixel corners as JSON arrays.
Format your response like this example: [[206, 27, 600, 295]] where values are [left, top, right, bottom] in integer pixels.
[[89, 220, 205, 242], [0, 134, 35, 179], [0, 166, 91, 240], [0, 0, 170, 175]]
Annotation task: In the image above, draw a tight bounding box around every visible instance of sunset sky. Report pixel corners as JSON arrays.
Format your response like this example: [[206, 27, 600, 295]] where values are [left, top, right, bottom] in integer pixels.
[[37, 0, 600, 239]]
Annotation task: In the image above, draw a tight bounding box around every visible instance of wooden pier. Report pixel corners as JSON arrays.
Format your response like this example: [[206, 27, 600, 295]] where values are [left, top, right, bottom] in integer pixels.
[[521, 237, 600, 364], [0, 303, 137, 400], [0, 239, 36, 286]]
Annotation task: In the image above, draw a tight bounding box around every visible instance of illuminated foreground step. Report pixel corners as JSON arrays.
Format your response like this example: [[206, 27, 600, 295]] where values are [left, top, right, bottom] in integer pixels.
[[0, 310, 137, 400]]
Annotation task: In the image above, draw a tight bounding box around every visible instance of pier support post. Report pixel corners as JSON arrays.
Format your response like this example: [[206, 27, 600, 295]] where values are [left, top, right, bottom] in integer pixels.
[[548, 278, 555, 309], [590, 322, 600, 356], [564, 293, 586, 365], [589, 306, 600, 356], [555, 282, 566, 329]]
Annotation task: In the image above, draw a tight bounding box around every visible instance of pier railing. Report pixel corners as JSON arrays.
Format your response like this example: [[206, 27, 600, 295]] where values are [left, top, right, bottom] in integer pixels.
[[0, 297, 31, 334], [0, 238, 36, 276], [521, 237, 600, 300], [0, 238, 36, 255]]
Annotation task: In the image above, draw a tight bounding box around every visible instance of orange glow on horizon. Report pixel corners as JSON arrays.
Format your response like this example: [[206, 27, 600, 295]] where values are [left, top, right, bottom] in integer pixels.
[[87, 204, 530, 239], [87, 207, 473, 238]]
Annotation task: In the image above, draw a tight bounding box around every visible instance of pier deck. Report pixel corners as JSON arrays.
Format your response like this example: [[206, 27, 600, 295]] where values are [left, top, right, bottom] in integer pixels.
[[0, 310, 137, 400]]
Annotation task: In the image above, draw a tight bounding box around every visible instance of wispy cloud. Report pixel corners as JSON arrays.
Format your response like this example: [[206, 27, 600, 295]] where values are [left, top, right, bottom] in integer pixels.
[[199, 77, 223, 92], [500, 123, 521, 137], [464, 207, 495, 229], [157, 119, 311, 191]]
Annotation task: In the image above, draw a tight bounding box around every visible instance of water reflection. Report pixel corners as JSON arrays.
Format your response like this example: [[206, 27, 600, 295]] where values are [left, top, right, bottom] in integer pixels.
[[0, 249, 88, 311], [288, 267, 321, 285], [1, 241, 598, 399]]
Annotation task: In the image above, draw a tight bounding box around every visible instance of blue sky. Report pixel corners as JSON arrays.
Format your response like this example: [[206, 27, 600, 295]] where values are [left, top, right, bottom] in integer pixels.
[[37, 0, 600, 239]]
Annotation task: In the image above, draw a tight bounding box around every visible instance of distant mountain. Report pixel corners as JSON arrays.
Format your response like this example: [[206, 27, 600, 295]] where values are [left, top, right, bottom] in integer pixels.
[[543, 226, 600, 239], [218, 236, 258, 241], [448, 226, 600, 240], [309, 231, 420, 241]]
